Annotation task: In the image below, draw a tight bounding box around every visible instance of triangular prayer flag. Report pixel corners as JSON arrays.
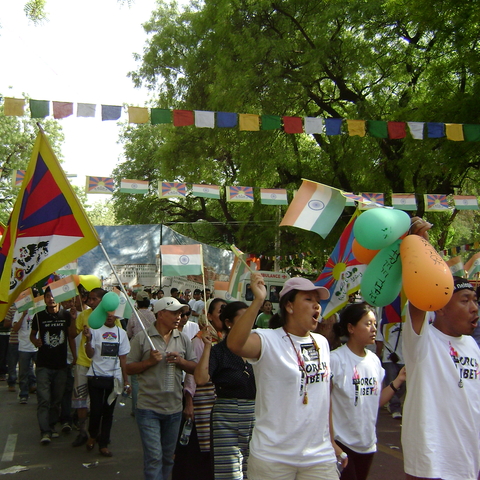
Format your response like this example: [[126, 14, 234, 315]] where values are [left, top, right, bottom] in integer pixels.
[[128, 106, 149, 124], [260, 188, 288, 205], [85, 176, 115, 194], [347, 119, 366, 137], [120, 179, 149, 194], [407, 122, 424, 139], [283, 116, 303, 134], [304, 117, 323, 134], [427, 122, 444, 138], [239, 114, 260, 131], [217, 112, 237, 128], [191, 184, 221, 199], [4, 98, 25, 116], [173, 110, 194, 127], [325, 118, 343, 135], [29, 99, 50, 118], [0, 130, 99, 316], [391, 193, 417, 211], [453, 195, 479, 210], [463, 124, 480, 142], [151, 108, 172, 124], [424, 194, 450, 212], [194, 111, 215, 128], [77, 103, 96, 118], [261, 115, 281, 130], [367, 121, 388, 138], [52, 101, 73, 119], [387, 122, 407, 139], [280, 179, 346, 238], [159, 182, 187, 198], [102, 105, 122, 121], [226, 186, 254, 202], [160, 244, 203, 276], [445, 124, 464, 141]]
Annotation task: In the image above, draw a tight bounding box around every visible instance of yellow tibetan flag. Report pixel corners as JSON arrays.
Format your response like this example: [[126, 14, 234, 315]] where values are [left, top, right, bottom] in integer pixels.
[[128, 106, 149, 124], [239, 114, 260, 131], [346, 119, 366, 137], [4, 98, 25, 116], [445, 123, 464, 142]]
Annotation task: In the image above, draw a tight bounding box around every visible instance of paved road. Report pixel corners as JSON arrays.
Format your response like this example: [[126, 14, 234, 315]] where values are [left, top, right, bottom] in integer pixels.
[[0, 385, 405, 479]]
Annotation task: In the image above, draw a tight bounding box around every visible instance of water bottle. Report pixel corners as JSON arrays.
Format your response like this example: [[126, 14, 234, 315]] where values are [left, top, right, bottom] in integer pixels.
[[164, 353, 175, 392], [119, 385, 129, 406], [337, 452, 347, 475], [179, 419, 193, 446]]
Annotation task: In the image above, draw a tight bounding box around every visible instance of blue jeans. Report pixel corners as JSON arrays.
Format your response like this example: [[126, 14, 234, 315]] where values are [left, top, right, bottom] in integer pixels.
[[36, 367, 67, 435], [136, 408, 182, 480], [7, 343, 19, 386], [19, 351, 37, 398]]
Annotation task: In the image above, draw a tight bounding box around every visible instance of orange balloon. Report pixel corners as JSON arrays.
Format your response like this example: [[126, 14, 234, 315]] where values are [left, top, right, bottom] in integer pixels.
[[400, 235, 453, 311], [352, 238, 380, 264]]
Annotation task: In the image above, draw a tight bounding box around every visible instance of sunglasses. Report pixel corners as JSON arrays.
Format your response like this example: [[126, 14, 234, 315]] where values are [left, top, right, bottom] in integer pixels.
[[181, 311, 191, 317]]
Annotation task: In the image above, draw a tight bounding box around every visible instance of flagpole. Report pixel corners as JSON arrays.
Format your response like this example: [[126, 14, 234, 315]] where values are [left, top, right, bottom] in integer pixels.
[[98, 242, 156, 350]]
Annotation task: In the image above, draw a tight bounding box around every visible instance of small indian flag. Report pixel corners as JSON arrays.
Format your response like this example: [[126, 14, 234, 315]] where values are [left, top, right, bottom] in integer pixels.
[[14, 288, 34, 313], [260, 188, 288, 205], [391, 193, 417, 211], [49, 275, 78, 303], [57, 261, 78, 276], [213, 281, 234, 301], [464, 253, 480, 279], [161, 244, 203, 276], [191, 184, 221, 199], [30, 295, 46, 315], [120, 179, 149, 194], [228, 255, 248, 300], [113, 287, 134, 319], [453, 195, 479, 210], [280, 179, 346, 239], [446, 256, 465, 277]]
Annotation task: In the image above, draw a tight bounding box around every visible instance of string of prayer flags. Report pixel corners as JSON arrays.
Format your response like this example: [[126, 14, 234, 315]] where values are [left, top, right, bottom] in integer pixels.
[[347, 119, 366, 137], [29, 99, 49, 118], [77, 103, 96, 118], [173, 110, 194, 127], [52, 102, 73, 119], [194, 111, 215, 128], [102, 105, 122, 121], [3, 97, 25, 116], [239, 114, 260, 131], [86, 176, 115, 194], [128, 107, 149, 124], [283, 116, 303, 134]]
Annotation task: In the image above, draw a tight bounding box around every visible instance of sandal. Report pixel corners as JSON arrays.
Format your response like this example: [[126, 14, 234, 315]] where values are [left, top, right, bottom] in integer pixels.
[[99, 447, 113, 457], [86, 438, 96, 451]]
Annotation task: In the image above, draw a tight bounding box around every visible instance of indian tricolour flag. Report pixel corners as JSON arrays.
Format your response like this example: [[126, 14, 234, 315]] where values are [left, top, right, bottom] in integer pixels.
[[453, 195, 479, 210], [465, 253, 480, 279], [280, 179, 346, 238], [260, 188, 288, 205], [14, 288, 34, 312], [446, 256, 465, 277], [30, 296, 46, 315], [120, 179, 149, 194], [113, 287, 134, 319], [228, 255, 248, 300], [192, 184, 220, 199], [49, 275, 78, 303], [161, 244, 203, 277], [214, 281, 235, 301], [391, 193, 417, 211], [57, 261, 78, 276]]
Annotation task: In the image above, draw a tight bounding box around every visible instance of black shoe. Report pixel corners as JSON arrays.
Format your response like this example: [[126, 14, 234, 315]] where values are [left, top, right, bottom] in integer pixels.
[[71, 432, 88, 447]]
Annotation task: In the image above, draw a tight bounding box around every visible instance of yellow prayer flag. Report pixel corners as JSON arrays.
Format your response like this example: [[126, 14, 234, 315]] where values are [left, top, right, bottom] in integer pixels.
[[4, 98, 25, 116], [346, 119, 366, 137], [128, 106, 149, 124], [445, 123, 464, 142], [239, 114, 260, 131]]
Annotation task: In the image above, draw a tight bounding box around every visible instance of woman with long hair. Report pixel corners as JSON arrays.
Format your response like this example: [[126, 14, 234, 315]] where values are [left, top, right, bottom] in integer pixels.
[[330, 302, 406, 480], [195, 301, 256, 479], [228, 272, 344, 480]]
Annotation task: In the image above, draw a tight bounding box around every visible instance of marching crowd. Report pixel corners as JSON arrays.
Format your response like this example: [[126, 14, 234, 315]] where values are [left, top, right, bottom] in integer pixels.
[[0, 216, 479, 480]]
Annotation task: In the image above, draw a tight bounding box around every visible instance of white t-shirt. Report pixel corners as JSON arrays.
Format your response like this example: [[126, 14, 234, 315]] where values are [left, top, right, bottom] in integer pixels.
[[181, 321, 200, 342], [13, 311, 37, 353], [331, 344, 385, 453], [193, 299, 205, 316], [248, 328, 336, 466], [188, 298, 197, 310], [402, 307, 480, 480], [87, 325, 130, 380]]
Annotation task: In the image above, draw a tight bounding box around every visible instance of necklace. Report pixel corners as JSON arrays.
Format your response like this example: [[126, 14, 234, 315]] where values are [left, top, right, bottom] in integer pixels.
[[283, 328, 321, 404]]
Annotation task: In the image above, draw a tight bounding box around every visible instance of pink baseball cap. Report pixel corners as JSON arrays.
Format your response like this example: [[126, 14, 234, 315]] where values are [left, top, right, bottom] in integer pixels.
[[279, 277, 330, 301]]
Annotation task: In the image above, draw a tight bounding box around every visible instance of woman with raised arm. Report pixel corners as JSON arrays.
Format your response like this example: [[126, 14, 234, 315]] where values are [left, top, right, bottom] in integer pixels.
[[227, 272, 346, 480]]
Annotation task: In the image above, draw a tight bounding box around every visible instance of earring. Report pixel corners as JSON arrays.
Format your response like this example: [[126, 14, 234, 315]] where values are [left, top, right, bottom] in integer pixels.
[[288, 309, 293, 314]]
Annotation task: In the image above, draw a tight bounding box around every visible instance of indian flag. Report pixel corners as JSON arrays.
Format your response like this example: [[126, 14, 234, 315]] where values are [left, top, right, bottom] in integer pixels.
[[57, 261, 78, 276], [228, 255, 248, 300], [161, 244, 203, 276], [453, 195, 479, 210], [30, 295, 46, 315], [465, 253, 480, 279], [280, 179, 346, 238], [49, 275, 78, 303], [14, 288, 34, 313], [392, 193, 417, 211], [192, 184, 220, 199], [213, 281, 235, 301], [113, 287, 134, 319], [260, 188, 288, 205], [446, 256, 465, 277], [120, 179, 149, 194]]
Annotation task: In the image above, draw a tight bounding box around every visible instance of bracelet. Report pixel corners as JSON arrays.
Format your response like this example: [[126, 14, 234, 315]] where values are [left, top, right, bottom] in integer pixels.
[[338, 452, 347, 460], [389, 381, 399, 393]]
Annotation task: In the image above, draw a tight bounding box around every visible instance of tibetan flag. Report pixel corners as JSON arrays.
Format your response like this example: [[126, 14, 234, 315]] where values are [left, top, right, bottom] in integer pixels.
[[453, 195, 479, 210], [14, 288, 34, 313], [446, 256, 465, 277], [191, 184, 221, 199], [12, 170, 25, 187], [113, 287, 134, 319], [86, 176, 115, 194], [260, 188, 288, 205], [161, 244, 203, 276], [280, 179, 346, 239], [0, 223, 5, 238], [120, 179, 149, 194], [159, 182, 187, 198], [30, 295, 46, 315], [342, 192, 368, 207], [228, 254, 248, 301], [226, 186, 254, 202], [392, 193, 417, 211], [359, 193, 384, 210], [128, 106, 149, 124], [465, 253, 480, 279], [314, 211, 365, 319], [424, 194, 450, 212], [4, 98, 25, 116], [49, 275, 78, 303], [56, 260, 78, 276], [0, 131, 100, 317]]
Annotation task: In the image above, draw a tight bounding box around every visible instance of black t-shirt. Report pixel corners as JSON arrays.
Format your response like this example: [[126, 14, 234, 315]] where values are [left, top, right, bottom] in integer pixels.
[[32, 307, 71, 370], [209, 339, 256, 400]]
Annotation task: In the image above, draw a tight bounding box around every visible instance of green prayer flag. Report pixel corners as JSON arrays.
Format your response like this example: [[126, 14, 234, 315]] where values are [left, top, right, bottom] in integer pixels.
[[367, 120, 388, 138], [261, 115, 282, 130], [29, 100, 49, 119], [463, 124, 480, 142], [151, 108, 172, 125]]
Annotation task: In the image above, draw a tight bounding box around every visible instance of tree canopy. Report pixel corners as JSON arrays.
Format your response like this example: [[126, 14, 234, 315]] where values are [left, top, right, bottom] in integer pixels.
[[112, 0, 480, 271]]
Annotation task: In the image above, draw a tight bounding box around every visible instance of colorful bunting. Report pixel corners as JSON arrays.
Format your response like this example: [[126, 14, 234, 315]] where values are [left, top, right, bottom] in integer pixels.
[[52, 101, 73, 119], [151, 108, 172, 124], [120, 179, 149, 194], [391, 193, 417, 211], [217, 112, 237, 128], [4, 98, 25, 116], [128, 106, 149, 124], [407, 122, 424, 139], [86, 176, 115, 194], [239, 114, 260, 131], [77, 103, 96, 118], [387, 122, 407, 139], [191, 184, 221, 199], [226, 186, 254, 202], [102, 105, 122, 121], [359, 193, 384, 210], [29, 99, 49, 118], [173, 110, 194, 127], [347, 119, 366, 137], [453, 195, 479, 210], [194, 111, 215, 128], [424, 194, 450, 212], [260, 188, 288, 205], [283, 116, 303, 134], [159, 182, 187, 198], [304, 117, 323, 134]]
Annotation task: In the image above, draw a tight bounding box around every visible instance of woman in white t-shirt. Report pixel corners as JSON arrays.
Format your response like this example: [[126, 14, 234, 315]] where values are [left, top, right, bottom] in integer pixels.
[[330, 303, 406, 480], [228, 272, 343, 480]]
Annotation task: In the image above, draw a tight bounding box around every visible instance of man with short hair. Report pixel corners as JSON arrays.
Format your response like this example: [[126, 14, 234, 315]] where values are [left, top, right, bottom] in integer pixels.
[[403, 218, 480, 480], [127, 297, 197, 480]]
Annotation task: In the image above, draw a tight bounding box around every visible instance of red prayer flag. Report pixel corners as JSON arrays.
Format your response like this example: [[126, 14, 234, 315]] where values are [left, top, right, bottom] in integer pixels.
[[173, 110, 194, 127], [387, 122, 407, 139], [52, 101, 74, 119], [283, 116, 303, 134]]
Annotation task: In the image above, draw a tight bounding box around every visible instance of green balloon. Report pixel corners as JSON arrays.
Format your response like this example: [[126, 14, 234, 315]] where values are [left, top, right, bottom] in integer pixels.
[[101, 291, 120, 312], [88, 306, 107, 329]]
